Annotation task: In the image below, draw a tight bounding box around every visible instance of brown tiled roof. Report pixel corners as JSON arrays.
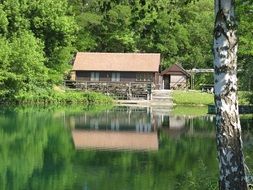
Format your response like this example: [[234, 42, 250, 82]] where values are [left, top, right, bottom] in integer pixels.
[[72, 52, 160, 72], [161, 64, 190, 77]]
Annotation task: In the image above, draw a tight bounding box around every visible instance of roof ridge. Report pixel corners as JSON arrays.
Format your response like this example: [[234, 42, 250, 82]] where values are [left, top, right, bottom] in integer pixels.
[[73, 52, 160, 72], [76, 52, 160, 55]]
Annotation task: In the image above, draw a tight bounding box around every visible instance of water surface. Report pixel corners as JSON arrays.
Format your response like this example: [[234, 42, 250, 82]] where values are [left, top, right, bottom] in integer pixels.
[[0, 106, 252, 190]]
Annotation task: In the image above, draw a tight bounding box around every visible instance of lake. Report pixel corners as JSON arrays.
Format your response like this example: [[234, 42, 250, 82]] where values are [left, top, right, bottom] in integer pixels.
[[0, 106, 252, 190]]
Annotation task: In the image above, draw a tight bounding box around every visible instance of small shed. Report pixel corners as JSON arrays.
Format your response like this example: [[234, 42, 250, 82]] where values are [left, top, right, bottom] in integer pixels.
[[160, 64, 190, 89]]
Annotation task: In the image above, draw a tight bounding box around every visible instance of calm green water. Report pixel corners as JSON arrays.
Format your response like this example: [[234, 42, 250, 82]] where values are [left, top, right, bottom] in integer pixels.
[[0, 106, 252, 190]]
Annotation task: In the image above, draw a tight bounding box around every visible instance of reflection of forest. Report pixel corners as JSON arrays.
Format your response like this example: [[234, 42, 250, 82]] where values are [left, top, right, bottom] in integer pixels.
[[69, 107, 217, 151], [0, 108, 74, 190], [0, 107, 252, 190]]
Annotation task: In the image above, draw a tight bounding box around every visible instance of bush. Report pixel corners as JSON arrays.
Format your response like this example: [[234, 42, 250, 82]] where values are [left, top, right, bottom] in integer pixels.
[[1, 89, 113, 105]]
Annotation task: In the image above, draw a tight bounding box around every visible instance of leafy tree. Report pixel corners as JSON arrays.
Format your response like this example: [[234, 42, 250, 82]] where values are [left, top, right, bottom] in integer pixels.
[[28, 0, 77, 71], [0, 32, 49, 100], [0, 0, 78, 101], [178, 0, 213, 69], [70, 0, 214, 70], [237, 0, 253, 91]]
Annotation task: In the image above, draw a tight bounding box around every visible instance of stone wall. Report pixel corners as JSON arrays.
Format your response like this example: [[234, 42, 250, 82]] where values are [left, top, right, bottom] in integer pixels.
[[74, 82, 153, 100]]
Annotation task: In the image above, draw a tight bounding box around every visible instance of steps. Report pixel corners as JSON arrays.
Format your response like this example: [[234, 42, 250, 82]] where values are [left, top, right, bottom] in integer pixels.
[[150, 90, 173, 107]]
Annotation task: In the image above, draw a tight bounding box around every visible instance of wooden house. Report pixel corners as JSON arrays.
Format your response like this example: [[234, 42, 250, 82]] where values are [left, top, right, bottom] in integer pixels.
[[72, 52, 160, 86], [160, 64, 190, 89], [70, 52, 160, 99]]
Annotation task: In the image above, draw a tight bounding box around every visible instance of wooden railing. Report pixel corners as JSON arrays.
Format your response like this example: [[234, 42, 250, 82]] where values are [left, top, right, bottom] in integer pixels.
[[64, 80, 154, 100]]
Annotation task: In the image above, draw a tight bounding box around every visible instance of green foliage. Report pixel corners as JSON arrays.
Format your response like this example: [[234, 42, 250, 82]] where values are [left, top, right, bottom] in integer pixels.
[[178, 1, 214, 69], [193, 73, 214, 89], [0, 107, 74, 190], [241, 91, 253, 105], [0, 32, 49, 100], [0, 5, 8, 34], [13, 89, 113, 105], [176, 160, 218, 190], [1, 106, 253, 189], [1, 0, 253, 103], [10, 32, 49, 92], [237, 0, 253, 91], [0, 0, 77, 102], [70, 0, 214, 70]]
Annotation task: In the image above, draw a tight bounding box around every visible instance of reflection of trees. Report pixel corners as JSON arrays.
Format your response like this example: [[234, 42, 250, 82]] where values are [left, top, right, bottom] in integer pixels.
[[0, 107, 74, 190], [0, 107, 252, 190], [241, 119, 253, 177], [73, 129, 218, 190]]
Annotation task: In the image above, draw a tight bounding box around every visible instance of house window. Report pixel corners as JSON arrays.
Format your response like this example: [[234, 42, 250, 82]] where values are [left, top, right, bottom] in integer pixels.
[[90, 72, 99, 81], [136, 73, 153, 82], [111, 72, 120, 82]]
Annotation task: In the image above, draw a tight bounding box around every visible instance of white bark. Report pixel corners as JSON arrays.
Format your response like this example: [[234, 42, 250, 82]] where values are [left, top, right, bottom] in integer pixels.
[[213, 0, 248, 189]]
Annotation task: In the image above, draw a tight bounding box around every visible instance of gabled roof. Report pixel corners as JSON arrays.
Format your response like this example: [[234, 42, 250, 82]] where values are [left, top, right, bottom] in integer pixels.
[[72, 52, 160, 72], [161, 64, 191, 77]]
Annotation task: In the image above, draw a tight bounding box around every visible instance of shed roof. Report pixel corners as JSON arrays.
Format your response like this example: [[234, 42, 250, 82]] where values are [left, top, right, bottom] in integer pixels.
[[161, 64, 190, 77], [72, 52, 160, 72]]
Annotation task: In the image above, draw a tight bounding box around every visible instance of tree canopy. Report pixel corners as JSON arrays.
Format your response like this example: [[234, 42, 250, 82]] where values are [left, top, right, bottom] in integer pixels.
[[0, 0, 252, 100], [0, 0, 77, 100]]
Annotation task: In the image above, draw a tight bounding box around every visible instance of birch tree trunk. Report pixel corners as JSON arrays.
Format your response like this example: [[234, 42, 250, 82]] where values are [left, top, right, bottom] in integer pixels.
[[213, 0, 248, 189]]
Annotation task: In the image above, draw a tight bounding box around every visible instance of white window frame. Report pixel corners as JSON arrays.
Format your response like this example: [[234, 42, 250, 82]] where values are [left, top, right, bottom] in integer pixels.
[[136, 73, 153, 82], [111, 72, 120, 82], [90, 72, 99, 81]]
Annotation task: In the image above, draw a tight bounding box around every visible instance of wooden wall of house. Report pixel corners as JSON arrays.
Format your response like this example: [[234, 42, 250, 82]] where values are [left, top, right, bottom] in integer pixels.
[[75, 71, 156, 84], [170, 75, 187, 89], [120, 72, 136, 82], [76, 71, 90, 81], [99, 72, 111, 82], [70, 71, 76, 81]]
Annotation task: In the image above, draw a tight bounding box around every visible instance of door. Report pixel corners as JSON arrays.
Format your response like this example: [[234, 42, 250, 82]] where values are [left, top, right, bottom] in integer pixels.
[[163, 75, 170, 89]]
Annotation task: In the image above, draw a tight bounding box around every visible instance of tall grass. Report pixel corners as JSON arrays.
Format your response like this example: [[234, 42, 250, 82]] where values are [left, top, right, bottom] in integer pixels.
[[1, 89, 113, 105]]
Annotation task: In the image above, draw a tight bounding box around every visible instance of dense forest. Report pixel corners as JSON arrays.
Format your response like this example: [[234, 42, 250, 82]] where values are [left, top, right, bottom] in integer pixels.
[[0, 0, 252, 102]]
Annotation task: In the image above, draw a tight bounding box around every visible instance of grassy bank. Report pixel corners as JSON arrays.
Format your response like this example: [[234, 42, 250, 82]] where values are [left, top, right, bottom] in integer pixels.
[[171, 106, 209, 116], [172, 90, 251, 106], [1, 88, 113, 105], [172, 90, 213, 106]]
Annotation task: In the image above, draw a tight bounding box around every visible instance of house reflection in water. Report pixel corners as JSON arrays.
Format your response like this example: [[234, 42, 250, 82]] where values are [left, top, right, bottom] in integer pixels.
[[69, 107, 191, 151], [158, 115, 188, 139], [68, 107, 155, 132], [72, 130, 159, 151], [69, 107, 159, 151]]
